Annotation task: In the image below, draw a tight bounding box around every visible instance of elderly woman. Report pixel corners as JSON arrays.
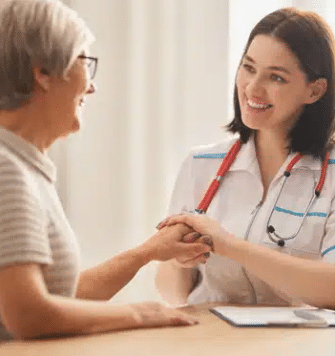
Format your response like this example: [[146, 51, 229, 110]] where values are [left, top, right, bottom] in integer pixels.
[[0, 0, 211, 340]]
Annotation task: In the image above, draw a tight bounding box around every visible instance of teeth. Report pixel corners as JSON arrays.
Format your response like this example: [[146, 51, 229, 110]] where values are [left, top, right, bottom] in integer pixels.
[[247, 99, 271, 109]]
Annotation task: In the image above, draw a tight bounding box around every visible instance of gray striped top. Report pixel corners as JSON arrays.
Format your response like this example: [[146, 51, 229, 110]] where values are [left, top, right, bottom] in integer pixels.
[[0, 127, 80, 340]]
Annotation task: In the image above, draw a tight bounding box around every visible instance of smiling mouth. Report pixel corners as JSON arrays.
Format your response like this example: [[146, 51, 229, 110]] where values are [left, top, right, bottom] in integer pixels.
[[247, 98, 273, 110]]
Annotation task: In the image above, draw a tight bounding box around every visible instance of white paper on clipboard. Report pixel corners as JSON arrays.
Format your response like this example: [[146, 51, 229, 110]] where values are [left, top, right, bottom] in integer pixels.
[[210, 306, 335, 327]]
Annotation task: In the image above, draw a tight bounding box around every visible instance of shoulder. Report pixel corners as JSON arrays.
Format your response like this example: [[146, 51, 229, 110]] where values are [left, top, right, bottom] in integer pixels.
[[0, 147, 36, 198], [189, 136, 239, 159], [0, 147, 29, 178]]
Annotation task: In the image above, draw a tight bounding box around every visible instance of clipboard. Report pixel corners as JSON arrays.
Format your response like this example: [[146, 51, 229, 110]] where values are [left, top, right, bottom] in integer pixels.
[[210, 306, 335, 328]]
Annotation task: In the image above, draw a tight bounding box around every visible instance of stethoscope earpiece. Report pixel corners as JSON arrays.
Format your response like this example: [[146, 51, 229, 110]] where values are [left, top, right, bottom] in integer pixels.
[[277, 240, 285, 247]]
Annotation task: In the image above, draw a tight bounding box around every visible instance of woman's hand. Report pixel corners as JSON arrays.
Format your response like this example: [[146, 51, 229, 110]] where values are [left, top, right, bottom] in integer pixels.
[[157, 213, 233, 255], [130, 302, 198, 327], [171, 231, 213, 268], [139, 223, 211, 263]]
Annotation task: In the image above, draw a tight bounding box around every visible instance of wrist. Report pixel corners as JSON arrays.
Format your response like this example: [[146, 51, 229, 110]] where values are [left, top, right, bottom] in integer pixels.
[[132, 243, 155, 265], [111, 246, 152, 272], [221, 236, 247, 262], [214, 232, 238, 257]]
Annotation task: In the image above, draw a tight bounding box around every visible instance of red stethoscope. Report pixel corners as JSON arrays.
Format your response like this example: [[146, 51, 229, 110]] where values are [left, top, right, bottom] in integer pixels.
[[194, 139, 329, 247]]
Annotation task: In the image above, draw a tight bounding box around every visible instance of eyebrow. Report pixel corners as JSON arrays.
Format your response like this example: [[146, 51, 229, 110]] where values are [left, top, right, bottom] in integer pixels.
[[243, 55, 292, 75]]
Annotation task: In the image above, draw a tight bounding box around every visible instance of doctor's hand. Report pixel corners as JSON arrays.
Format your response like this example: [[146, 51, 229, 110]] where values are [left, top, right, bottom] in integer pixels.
[[157, 213, 233, 256], [171, 231, 214, 268], [140, 223, 211, 263]]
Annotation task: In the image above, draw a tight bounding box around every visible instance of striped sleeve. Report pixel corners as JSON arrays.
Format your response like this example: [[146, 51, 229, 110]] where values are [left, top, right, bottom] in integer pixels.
[[0, 155, 52, 267]]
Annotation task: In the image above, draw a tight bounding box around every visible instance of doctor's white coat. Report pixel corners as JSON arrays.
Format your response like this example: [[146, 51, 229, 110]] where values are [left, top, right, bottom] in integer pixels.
[[169, 136, 335, 305]]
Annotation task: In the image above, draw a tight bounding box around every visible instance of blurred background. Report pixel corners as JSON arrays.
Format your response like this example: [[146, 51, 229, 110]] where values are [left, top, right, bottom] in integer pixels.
[[51, 0, 335, 303]]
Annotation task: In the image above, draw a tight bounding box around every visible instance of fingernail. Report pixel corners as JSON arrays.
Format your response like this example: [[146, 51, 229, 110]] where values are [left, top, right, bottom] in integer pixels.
[[185, 232, 201, 243], [156, 220, 168, 229], [203, 236, 213, 246], [189, 319, 199, 325], [192, 232, 201, 241], [204, 252, 210, 258]]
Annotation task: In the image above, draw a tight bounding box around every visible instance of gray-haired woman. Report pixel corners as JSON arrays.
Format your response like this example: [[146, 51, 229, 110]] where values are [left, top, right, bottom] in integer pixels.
[[0, 0, 210, 340]]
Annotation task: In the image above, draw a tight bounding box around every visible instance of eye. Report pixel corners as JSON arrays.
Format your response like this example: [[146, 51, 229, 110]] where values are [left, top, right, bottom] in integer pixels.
[[271, 74, 287, 83], [242, 63, 255, 73]]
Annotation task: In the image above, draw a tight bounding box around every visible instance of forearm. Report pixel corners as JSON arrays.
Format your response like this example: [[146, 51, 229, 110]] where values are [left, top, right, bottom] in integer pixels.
[[76, 246, 151, 300], [222, 237, 335, 308], [13, 295, 140, 339], [156, 261, 195, 306]]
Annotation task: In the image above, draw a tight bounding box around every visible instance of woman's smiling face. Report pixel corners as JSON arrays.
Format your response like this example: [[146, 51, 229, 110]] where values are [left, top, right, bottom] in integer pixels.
[[236, 34, 320, 136], [50, 52, 95, 136]]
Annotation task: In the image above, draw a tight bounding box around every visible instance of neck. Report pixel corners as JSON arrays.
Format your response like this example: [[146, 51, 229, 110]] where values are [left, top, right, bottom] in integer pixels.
[[0, 104, 55, 153], [255, 129, 289, 161], [254, 129, 290, 196]]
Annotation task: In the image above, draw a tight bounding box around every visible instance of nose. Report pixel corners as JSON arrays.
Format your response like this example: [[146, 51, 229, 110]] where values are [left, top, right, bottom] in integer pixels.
[[245, 75, 266, 98], [86, 83, 97, 95]]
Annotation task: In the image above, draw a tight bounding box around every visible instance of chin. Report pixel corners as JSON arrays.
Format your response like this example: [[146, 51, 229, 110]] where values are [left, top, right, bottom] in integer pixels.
[[241, 118, 264, 131], [72, 118, 81, 132]]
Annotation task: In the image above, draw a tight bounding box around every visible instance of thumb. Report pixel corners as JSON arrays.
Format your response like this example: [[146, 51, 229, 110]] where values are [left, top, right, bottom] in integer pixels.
[[197, 235, 214, 251]]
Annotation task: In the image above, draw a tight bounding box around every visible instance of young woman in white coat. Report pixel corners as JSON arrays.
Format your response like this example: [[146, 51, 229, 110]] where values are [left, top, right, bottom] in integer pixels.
[[156, 7, 335, 309]]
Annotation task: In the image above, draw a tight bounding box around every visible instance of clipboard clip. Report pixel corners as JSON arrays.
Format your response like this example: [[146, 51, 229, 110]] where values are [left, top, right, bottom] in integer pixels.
[[292, 310, 329, 328], [266, 310, 329, 328]]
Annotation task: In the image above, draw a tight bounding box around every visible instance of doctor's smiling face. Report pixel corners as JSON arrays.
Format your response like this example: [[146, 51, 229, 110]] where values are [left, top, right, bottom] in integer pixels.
[[236, 34, 327, 136]]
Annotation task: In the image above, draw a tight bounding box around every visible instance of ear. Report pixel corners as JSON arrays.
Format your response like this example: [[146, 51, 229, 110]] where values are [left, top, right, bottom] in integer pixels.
[[305, 78, 327, 105], [32, 66, 52, 92]]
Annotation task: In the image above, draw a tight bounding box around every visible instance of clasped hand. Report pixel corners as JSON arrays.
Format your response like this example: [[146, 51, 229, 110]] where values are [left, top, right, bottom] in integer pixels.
[[140, 221, 212, 268], [155, 212, 233, 263]]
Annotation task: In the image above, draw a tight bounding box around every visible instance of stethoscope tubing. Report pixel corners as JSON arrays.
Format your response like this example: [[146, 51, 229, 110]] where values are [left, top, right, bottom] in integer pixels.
[[195, 139, 330, 247]]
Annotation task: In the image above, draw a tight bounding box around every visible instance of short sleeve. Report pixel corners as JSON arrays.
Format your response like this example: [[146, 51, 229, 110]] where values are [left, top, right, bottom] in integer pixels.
[[321, 197, 335, 263], [168, 153, 197, 215], [0, 155, 52, 267]]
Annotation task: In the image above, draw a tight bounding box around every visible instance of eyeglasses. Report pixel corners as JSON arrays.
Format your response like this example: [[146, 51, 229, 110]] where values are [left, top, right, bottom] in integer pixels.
[[78, 55, 98, 80]]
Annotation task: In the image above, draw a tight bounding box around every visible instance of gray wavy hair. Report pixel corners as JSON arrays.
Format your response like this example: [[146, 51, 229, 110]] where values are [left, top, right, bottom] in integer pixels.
[[0, 0, 95, 109]]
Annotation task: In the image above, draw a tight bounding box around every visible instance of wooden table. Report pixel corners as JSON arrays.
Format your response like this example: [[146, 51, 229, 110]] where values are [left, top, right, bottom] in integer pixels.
[[1, 303, 335, 356]]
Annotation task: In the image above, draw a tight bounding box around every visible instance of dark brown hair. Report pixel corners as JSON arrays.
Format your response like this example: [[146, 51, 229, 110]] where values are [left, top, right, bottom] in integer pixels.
[[227, 7, 335, 158]]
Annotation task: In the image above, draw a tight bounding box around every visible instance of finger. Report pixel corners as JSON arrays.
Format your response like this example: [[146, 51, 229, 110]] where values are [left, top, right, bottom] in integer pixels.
[[176, 242, 211, 259], [182, 232, 201, 243], [197, 235, 214, 250], [156, 214, 187, 230], [161, 213, 190, 228], [156, 219, 168, 230], [160, 306, 198, 325], [168, 313, 199, 326], [165, 214, 194, 228], [175, 253, 209, 268]]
